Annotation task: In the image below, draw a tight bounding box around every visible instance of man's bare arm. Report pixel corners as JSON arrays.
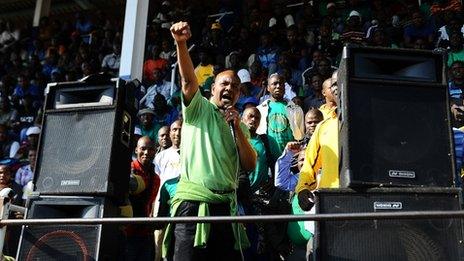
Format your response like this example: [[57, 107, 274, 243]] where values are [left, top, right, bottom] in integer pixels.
[[170, 22, 198, 105]]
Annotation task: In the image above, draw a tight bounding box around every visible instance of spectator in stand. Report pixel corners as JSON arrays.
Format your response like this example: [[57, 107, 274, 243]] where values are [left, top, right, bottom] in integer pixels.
[[257, 73, 304, 163], [159, 39, 175, 62], [314, 21, 342, 65], [194, 48, 214, 87], [302, 108, 324, 145], [126, 136, 160, 261], [303, 74, 325, 113], [141, 67, 178, 108], [256, 32, 280, 75], [449, 61, 464, 127], [101, 41, 121, 76], [340, 10, 366, 45], [15, 147, 36, 188], [436, 12, 464, 48], [0, 124, 19, 159], [156, 125, 172, 153], [0, 96, 18, 129], [75, 12, 94, 35], [448, 32, 464, 67], [143, 45, 168, 84], [403, 10, 435, 48], [135, 108, 158, 142], [163, 21, 256, 260], [0, 20, 20, 54], [12, 74, 40, 102], [151, 94, 179, 134], [25, 126, 40, 149], [236, 69, 261, 113], [302, 55, 336, 92]]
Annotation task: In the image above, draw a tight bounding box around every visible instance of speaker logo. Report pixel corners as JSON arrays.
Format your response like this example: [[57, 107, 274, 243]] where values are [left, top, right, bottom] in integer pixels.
[[61, 180, 81, 186], [373, 202, 403, 210], [388, 170, 415, 178]]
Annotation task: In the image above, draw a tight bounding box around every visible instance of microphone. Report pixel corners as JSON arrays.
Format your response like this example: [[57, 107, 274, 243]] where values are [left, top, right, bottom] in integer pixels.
[[229, 121, 236, 141]]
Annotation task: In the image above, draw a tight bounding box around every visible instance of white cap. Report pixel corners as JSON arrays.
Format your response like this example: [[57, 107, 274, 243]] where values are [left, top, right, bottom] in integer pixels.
[[237, 69, 251, 83], [349, 10, 361, 18], [269, 17, 277, 28], [284, 14, 295, 28], [26, 126, 41, 136]]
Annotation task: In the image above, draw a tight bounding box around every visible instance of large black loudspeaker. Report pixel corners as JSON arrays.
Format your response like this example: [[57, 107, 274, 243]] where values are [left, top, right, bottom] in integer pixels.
[[338, 46, 455, 187], [34, 78, 136, 199], [16, 196, 123, 260], [314, 188, 464, 261]]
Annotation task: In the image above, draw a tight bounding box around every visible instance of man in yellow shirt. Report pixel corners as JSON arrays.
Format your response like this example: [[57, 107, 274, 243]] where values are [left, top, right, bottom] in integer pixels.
[[296, 70, 339, 211], [318, 78, 337, 119]]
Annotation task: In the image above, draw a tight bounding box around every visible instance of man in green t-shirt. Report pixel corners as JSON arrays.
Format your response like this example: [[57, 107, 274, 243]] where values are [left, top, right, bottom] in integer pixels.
[[256, 73, 304, 163], [164, 21, 257, 261]]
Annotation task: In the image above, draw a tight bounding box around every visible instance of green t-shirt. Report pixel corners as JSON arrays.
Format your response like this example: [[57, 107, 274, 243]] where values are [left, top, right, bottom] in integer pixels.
[[249, 135, 269, 192], [267, 101, 294, 161], [448, 49, 464, 67], [181, 90, 251, 191]]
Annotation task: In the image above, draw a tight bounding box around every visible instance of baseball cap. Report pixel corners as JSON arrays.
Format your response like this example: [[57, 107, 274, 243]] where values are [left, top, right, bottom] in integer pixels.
[[137, 108, 156, 117], [237, 69, 251, 83], [26, 126, 41, 136]]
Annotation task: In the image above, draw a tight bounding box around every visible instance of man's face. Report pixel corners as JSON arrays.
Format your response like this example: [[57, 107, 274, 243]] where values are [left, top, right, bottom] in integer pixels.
[[135, 137, 156, 167], [170, 121, 182, 147], [211, 70, 241, 109], [158, 127, 171, 149], [331, 71, 338, 97], [153, 69, 162, 83], [305, 112, 323, 136], [242, 108, 261, 133], [317, 60, 331, 76], [139, 113, 153, 128], [28, 150, 37, 170], [451, 63, 464, 81], [0, 166, 11, 186], [267, 75, 285, 101], [322, 78, 336, 104]]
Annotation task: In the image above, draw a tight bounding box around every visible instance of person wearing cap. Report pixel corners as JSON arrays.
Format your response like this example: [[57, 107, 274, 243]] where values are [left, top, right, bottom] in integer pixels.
[[340, 10, 366, 45], [136, 108, 158, 142], [164, 21, 256, 261], [256, 73, 304, 163], [26, 126, 40, 149], [236, 69, 261, 113]]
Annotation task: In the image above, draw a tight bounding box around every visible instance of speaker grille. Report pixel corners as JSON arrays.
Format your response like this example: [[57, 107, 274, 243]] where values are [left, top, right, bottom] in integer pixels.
[[344, 82, 453, 187], [36, 110, 115, 194], [18, 225, 99, 261], [316, 189, 464, 261]]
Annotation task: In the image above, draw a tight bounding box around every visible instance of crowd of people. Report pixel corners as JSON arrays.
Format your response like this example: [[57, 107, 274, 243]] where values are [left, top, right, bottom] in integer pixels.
[[1, 0, 464, 260]]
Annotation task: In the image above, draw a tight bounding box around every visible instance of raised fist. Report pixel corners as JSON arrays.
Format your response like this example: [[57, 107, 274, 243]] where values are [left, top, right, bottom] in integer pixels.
[[170, 21, 192, 43]]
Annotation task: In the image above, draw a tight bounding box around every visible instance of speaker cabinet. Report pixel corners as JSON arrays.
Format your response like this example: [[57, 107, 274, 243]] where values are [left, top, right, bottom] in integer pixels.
[[16, 196, 123, 261], [338, 46, 455, 187], [34, 78, 136, 199], [314, 188, 464, 261]]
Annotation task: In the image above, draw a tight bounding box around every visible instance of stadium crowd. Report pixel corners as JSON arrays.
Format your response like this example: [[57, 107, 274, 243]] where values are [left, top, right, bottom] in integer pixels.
[[1, 0, 464, 260]]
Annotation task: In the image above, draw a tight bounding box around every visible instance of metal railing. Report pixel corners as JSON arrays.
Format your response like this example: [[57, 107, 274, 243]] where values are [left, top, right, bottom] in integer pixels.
[[2, 210, 464, 226]]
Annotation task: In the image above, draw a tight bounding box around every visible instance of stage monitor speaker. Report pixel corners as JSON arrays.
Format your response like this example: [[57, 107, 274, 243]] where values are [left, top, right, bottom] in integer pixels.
[[338, 46, 455, 187], [34, 78, 136, 198], [314, 188, 464, 261], [16, 196, 123, 261]]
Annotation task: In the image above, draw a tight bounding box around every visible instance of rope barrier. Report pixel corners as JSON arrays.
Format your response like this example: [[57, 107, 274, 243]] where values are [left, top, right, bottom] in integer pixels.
[[2, 210, 464, 226]]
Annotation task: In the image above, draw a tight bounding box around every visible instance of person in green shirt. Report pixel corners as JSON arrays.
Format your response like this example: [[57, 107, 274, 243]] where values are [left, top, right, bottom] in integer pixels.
[[163, 21, 257, 261]]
